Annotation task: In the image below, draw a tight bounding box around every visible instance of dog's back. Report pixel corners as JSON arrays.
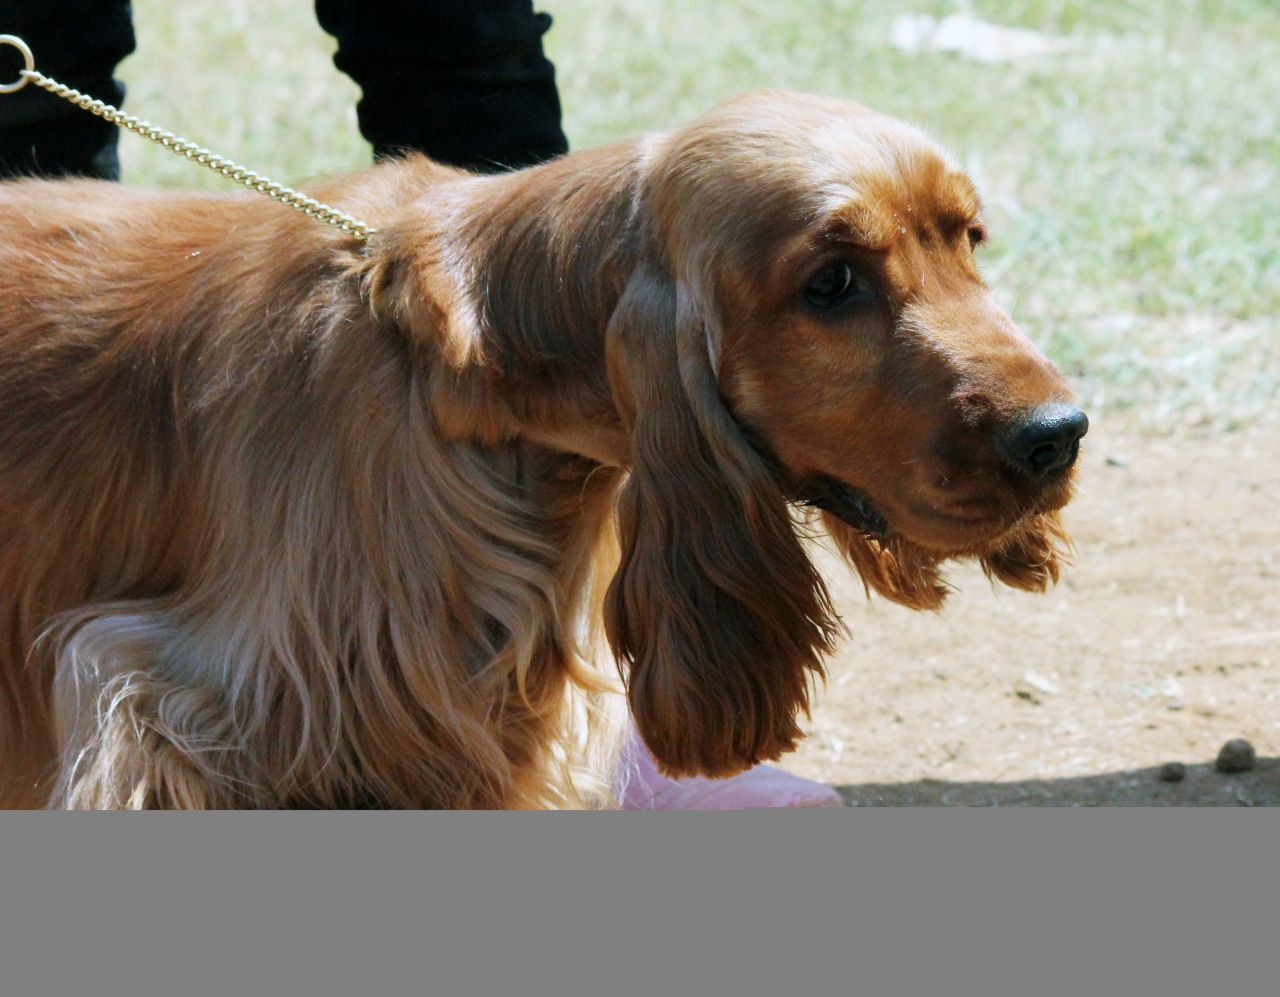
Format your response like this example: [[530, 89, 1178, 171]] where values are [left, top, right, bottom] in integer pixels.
[[0, 159, 601, 809], [0, 179, 371, 805]]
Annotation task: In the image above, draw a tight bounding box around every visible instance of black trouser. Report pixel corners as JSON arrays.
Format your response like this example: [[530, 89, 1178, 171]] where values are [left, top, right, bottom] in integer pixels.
[[0, 1, 136, 180], [316, 0, 567, 172], [0, 0, 567, 181]]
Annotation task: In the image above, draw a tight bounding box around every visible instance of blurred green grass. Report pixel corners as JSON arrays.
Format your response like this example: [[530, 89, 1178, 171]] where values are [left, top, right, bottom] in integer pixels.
[[119, 0, 1278, 426]]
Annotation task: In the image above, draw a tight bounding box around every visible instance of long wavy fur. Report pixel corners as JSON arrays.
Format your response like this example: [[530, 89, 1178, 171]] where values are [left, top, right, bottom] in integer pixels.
[[0, 92, 1077, 807]]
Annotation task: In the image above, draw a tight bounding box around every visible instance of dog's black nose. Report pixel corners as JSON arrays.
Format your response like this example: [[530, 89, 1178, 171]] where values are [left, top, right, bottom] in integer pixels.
[[1002, 403, 1089, 475]]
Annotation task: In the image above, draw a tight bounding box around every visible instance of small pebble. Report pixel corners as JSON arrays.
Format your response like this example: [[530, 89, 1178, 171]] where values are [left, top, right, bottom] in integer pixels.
[[1215, 738, 1256, 774], [1158, 761, 1186, 783]]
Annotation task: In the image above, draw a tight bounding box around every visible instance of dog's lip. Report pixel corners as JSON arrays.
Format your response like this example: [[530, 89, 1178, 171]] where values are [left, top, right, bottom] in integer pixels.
[[795, 475, 890, 540], [912, 467, 1076, 531], [798, 475, 1036, 556], [923, 508, 997, 526], [910, 489, 1048, 534], [801, 481, 1003, 553], [907, 497, 1002, 525]]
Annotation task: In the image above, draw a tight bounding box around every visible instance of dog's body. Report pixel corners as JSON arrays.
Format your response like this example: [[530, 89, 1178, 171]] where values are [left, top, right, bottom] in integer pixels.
[[0, 93, 1083, 808]]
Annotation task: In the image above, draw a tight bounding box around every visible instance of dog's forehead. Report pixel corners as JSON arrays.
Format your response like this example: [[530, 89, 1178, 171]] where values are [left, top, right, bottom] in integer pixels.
[[650, 93, 980, 263], [669, 95, 969, 210], [782, 105, 977, 235], [697, 92, 953, 168], [816, 153, 983, 248]]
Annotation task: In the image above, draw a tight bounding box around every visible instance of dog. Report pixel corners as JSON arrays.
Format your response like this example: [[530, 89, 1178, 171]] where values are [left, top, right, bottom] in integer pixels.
[[0, 91, 1085, 808]]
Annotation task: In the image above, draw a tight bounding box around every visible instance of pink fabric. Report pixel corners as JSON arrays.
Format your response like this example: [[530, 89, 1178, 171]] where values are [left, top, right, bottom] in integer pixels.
[[616, 730, 843, 810]]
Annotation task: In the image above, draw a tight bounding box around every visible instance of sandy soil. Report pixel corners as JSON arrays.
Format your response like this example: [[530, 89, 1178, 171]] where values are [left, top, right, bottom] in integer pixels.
[[779, 419, 1280, 805]]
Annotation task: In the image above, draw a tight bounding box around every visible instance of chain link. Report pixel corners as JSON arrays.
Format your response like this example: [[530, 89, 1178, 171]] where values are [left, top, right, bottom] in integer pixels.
[[0, 35, 376, 241]]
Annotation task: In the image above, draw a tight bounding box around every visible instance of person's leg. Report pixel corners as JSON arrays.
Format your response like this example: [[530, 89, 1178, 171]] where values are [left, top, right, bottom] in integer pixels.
[[315, 0, 568, 173], [0, 1, 136, 180]]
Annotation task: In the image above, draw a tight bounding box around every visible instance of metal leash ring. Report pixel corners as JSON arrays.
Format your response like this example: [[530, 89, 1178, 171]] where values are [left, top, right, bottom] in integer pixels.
[[0, 34, 35, 93]]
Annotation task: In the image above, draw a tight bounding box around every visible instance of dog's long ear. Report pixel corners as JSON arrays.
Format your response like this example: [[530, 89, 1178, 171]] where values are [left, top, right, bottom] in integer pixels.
[[604, 260, 841, 778]]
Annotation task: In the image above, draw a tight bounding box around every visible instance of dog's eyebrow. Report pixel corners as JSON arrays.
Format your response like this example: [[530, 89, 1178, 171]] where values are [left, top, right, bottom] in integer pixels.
[[934, 177, 984, 231], [936, 209, 982, 234], [818, 207, 896, 253]]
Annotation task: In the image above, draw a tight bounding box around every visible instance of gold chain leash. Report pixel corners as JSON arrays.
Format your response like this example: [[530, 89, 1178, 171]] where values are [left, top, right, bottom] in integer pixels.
[[0, 34, 377, 241]]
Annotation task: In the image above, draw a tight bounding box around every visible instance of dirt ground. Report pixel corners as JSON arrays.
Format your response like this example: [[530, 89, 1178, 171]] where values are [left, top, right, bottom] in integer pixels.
[[779, 418, 1280, 805]]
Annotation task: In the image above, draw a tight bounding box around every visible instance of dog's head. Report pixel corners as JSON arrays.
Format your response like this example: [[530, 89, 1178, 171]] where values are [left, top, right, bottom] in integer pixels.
[[606, 92, 1084, 776]]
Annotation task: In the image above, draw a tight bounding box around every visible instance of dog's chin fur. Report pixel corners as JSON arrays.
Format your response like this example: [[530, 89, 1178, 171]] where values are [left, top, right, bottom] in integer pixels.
[[818, 508, 1072, 611], [977, 510, 1074, 592]]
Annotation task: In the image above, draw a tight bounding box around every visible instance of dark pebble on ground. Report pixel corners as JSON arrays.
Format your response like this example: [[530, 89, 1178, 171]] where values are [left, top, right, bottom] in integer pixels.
[[1158, 761, 1186, 783], [1215, 738, 1256, 774]]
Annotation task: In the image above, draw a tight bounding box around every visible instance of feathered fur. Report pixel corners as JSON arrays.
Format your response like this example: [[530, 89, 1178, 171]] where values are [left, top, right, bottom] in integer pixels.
[[0, 92, 1078, 808]]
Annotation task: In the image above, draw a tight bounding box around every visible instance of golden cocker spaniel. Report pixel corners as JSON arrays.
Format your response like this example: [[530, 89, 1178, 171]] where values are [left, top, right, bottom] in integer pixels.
[[0, 91, 1085, 808]]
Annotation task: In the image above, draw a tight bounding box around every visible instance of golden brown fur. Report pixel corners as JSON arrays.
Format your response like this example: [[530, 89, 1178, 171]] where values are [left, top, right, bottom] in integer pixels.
[[0, 92, 1079, 807]]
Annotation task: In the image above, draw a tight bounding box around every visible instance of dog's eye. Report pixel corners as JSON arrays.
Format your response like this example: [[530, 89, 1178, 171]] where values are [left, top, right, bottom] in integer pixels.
[[804, 262, 873, 311], [967, 224, 988, 249]]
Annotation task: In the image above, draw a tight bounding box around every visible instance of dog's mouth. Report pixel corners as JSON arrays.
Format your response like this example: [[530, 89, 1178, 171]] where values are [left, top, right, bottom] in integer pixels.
[[796, 475, 890, 540], [795, 474, 1031, 554]]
